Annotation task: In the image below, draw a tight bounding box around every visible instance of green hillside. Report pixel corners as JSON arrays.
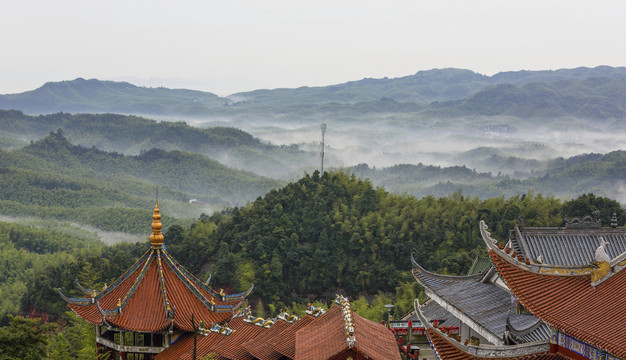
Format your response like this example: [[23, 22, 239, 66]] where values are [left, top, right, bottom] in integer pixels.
[[0, 131, 282, 232], [0, 110, 315, 178], [163, 172, 624, 315]]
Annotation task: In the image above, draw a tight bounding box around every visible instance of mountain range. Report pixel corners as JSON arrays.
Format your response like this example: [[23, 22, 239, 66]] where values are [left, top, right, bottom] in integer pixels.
[[2, 66, 626, 119]]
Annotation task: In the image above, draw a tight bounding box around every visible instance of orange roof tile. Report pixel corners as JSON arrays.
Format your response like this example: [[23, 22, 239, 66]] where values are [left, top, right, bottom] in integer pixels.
[[241, 318, 292, 360], [295, 304, 401, 360], [154, 333, 195, 360], [159, 331, 226, 360], [489, 248, 626, 359], [267, 314, 316, 359], [208, 317, 266, 360]]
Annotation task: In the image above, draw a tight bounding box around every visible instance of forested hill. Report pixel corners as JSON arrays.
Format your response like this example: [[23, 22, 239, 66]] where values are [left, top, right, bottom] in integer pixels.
[[0, 78, 228, 116], [6, 171, 625, 328], [350, 150, 626, 201], [0, 130, 281, 232], [0, 110, 314, 178], [163, 171, 624, 313]]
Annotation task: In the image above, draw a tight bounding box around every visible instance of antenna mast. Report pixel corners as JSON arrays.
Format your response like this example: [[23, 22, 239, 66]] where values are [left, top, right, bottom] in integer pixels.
[[320, 123, 327, 174]]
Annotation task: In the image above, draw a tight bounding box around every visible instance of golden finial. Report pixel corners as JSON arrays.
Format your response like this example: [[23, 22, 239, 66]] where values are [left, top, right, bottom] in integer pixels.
[[150, 201, 164, 248], [91, 289, 96, 298], [117, 298, 122, 307]]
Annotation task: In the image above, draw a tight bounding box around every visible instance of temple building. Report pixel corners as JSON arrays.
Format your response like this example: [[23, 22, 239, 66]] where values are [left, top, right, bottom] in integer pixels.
[[58, 202, 253, 360], [59, 203, 401, 360], [412, 212, 626, 360]]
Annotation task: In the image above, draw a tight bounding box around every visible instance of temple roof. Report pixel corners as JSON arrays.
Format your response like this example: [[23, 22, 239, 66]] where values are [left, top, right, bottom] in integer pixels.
[[414, 300, 566, 360], [295, 299, 401, 360], [208, 317, 267, 360], [482, 220, 626, 359], [241, 315, 295, 360], [58, 202, 252, 333], [411, 253, 547, 346], [266, 314, 316, 359], [507, 222, 626, 266]]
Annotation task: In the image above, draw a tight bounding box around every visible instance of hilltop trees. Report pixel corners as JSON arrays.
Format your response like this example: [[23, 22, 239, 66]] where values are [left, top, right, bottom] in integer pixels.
[[166, 171, 624, 313]]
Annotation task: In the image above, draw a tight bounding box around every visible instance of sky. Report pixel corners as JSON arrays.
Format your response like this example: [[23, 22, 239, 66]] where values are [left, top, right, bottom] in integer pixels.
[[1, 0, 625, 96]]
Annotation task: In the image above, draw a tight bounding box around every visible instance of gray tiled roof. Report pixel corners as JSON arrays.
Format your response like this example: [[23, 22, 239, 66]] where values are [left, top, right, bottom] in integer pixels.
[[506, 312, 552, 344], [404, 300, 460, 328], [511, 226, 626, 266], [412, 254, 516, 341]]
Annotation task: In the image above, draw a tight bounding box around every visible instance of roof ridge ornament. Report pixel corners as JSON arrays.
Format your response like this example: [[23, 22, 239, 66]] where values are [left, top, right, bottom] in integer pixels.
[[591, 237, 612, 286], [564, 211, 602, 229], [150, 201, 164, 248], [335, 295, 356, 348]]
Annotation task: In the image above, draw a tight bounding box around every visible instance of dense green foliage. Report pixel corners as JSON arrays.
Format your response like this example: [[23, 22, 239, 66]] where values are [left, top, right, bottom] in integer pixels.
[[164, 172, 624, 318], [0, 316, 57, 360], [0, 219, 148, 324]]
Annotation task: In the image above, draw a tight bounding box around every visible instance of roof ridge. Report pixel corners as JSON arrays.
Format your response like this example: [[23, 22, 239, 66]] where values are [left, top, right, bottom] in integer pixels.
[[480, 221, 595, 277], [115, 250, 156, 315]]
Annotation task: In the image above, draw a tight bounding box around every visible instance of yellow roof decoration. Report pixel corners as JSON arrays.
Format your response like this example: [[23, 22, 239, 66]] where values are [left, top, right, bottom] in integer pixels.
[[150, 201, 164, 248]]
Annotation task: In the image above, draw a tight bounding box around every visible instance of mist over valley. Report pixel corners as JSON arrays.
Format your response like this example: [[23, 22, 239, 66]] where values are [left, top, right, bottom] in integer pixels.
[[1, 66, 626, 241]]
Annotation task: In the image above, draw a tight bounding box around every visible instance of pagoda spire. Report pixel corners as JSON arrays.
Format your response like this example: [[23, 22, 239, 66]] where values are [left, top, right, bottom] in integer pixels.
[[150, 201, 164, 248]]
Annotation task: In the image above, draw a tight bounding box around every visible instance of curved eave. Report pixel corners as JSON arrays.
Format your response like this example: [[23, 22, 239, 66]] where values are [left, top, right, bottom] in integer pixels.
[[414, 300, 554, 359], [480, 221, 594, 277], [505, 311, 545, 338], [411, 252, 487, 281]]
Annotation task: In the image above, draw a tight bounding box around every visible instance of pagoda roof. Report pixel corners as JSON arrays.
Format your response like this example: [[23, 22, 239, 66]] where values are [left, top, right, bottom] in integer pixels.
[[411, 253, 547, 345], [481, 220, 626, 359], [295, 297, 401, 360], [506, 221, 626, 267], [58, 202, 252, 333], [414, 300, 566, 360]]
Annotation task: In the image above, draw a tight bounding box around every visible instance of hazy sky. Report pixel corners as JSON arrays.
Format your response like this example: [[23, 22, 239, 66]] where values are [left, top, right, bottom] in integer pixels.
[[1, 0, 625, 95]]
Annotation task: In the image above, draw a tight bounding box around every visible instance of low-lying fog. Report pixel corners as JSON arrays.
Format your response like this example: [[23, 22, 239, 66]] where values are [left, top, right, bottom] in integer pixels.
[[192, 114, 626, 176]]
